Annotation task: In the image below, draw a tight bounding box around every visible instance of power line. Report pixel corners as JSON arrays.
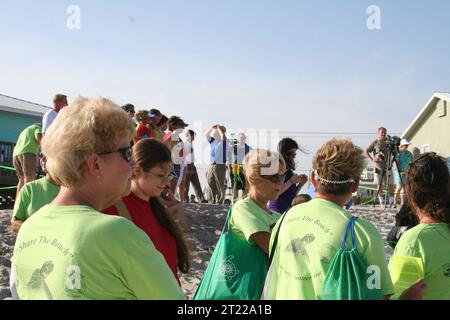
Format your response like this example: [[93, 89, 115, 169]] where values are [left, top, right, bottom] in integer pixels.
[[279, 131, 402, 136]]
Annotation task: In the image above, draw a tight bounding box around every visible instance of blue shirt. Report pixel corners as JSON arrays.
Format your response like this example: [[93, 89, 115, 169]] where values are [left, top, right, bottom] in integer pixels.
[[208, 137, 229, 164]]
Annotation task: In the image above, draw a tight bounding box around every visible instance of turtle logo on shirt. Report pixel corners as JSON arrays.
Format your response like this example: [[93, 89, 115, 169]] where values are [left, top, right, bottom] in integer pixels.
[[444, 263, 450, 277], [27, 261, 54, 300], [218, 255, 240, 281], [285, 234, 315, 263]]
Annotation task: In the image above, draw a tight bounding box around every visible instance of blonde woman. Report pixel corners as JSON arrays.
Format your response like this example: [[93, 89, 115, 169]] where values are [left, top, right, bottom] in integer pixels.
[[229, 149, 286, 254], [11, 97, 184, 300]]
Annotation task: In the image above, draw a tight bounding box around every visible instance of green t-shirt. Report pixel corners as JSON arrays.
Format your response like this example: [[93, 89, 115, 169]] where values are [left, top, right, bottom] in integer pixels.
[[389, 223, 450, 300], [13, 177, 60, 222], [263, 198, 394, 300], [229, 197, 282, 243], [13, 124, 42, 158], [12, 205, 185, 300]]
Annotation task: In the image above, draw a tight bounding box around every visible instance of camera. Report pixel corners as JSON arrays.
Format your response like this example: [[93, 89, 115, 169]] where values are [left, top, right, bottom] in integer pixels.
[[386, 135, 401, 158]]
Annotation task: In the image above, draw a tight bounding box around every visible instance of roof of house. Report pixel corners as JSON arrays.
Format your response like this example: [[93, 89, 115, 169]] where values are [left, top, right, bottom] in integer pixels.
[[0, 94, 51, 117], [401, 92, 450, 139]]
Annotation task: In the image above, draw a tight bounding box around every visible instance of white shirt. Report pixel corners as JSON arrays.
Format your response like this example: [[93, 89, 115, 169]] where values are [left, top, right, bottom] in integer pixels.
[[183, 141, 195, 164], [42, 109, 58, 134]]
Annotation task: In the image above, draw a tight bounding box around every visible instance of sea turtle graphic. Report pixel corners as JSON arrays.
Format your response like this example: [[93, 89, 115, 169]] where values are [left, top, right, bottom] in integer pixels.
[[285, 234, 315, 263], [27, 261, 54, 300], [219, 255, 240, 281]]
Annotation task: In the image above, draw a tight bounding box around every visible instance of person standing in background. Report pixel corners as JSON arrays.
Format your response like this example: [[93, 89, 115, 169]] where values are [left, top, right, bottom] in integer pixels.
[[205, 124, 231, 204], [268, 138, 308, 213], [42, 94, 68, 134], [183, 130, 205, 203], [12, 123, 43, 194]]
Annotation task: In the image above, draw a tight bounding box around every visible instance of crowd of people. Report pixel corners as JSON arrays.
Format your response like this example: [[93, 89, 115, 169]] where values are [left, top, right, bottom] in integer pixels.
[[7, 94, 450, 300]]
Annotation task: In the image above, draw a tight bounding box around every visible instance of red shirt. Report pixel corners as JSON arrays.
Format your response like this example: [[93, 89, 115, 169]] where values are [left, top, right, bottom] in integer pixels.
[[135, 124, 152, 143], [103, 192, 179, 282]]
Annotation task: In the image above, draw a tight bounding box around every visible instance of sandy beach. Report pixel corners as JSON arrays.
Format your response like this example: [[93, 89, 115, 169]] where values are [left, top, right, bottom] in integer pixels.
[[0, 203, 396, 300]]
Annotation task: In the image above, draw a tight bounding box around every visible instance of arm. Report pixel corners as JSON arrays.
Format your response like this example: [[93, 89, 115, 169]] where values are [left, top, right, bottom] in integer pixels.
[[249, 232, 271, 254], [204, 125, 218, 141], [11, 218, 24, 234], [365, 141, 375, 162], [279, 174, 307, 195], [365, 147, 374, 162], [35, 132, 43, 145], [279, 179, 295, 195], [11, 186, 30, 233], [217, 127, 226, 141]]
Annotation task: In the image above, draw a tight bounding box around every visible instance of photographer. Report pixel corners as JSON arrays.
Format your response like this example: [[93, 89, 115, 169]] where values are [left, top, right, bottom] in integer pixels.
[[205, 124, 232, 204], [365, 127, 395, 208]]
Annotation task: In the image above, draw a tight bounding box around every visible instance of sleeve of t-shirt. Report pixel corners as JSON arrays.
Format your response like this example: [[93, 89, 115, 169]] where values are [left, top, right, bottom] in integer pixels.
[[356, 219, 395, 297], [233, 202, 272, 242], [388, 234, 425, 299], [119, 223, 185, 300], [12, 185, 31, 221]]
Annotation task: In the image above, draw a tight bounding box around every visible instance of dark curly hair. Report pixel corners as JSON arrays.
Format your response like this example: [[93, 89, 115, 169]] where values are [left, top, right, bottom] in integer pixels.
[[406, 152, 450, 230]]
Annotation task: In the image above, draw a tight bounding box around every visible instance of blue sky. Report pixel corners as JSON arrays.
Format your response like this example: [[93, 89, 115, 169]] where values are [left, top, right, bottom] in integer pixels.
[[1, 0, 449, 171]]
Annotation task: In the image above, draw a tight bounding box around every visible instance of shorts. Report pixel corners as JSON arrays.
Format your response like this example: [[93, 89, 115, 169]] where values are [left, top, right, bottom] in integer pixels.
[[393, 170, 407, 186], [374, 165, 394, 186], [13, 153, 37, 178]]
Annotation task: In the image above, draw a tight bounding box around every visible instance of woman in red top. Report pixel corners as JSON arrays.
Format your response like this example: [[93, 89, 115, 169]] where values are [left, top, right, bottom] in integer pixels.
[[134, 110, 153, 143], [104, 139, 190, 283]]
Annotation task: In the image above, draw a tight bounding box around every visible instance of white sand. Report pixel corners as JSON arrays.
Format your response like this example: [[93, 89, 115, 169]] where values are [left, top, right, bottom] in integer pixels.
[[0, 203, 396, 300]]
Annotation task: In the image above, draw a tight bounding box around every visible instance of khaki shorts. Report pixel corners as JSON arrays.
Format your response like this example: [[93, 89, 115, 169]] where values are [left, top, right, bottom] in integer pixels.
[[374, 166, 394, 185], [13, 153, 37, 178]]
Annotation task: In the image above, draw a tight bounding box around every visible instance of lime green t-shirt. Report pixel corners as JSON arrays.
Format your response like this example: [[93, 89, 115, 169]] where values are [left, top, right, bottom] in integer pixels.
[[389, 223, 450, 300], [13, 177, 60, 222], [229, 197, 282, 244], [13, 124, 42, 158], [263, 198, 394, 300], [12, 205, 185, 300]]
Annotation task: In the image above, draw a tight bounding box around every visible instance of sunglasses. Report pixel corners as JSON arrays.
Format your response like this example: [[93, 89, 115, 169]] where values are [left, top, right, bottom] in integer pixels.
[[261, 173, 286, 183], [99, 146, 132, 162]]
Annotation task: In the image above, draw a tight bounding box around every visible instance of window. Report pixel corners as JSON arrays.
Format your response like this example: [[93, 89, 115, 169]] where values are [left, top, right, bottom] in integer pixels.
[[422, 144, 430, 153]]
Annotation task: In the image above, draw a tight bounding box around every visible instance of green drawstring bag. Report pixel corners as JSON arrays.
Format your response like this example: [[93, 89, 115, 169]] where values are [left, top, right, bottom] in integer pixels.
[[194, 206, 269, 300], [322, 216, 382, 300]]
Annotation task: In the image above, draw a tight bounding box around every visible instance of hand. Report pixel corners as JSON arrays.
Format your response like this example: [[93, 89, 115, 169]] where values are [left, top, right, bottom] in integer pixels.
[[399, 279, 426, 300], [290, 174, 308, 185], [374, 155, 382, 163]]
